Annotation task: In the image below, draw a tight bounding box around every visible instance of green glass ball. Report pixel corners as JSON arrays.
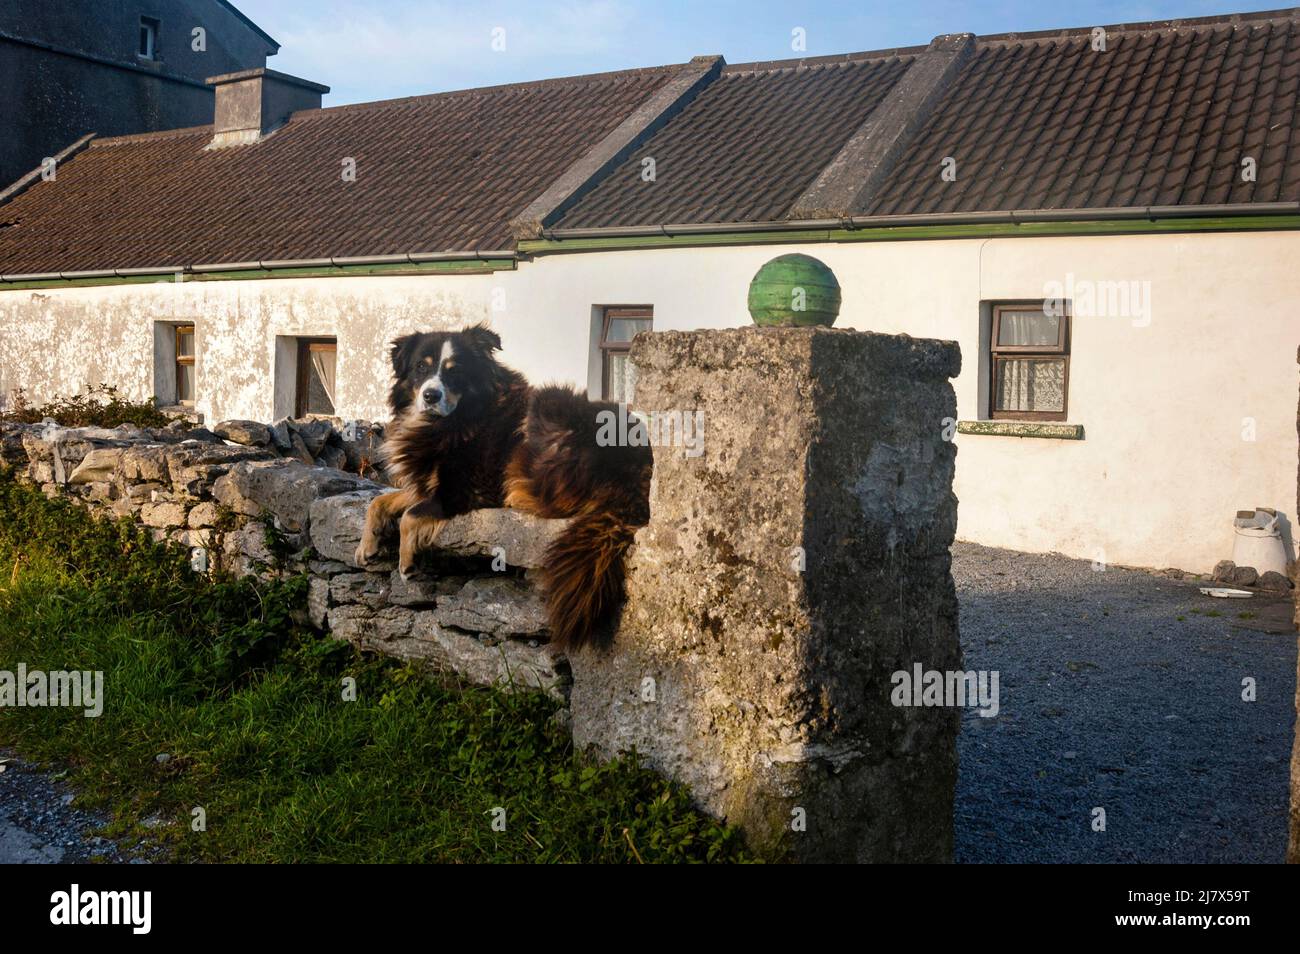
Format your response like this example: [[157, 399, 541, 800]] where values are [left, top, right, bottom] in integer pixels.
[[746, 253, 842, 327]]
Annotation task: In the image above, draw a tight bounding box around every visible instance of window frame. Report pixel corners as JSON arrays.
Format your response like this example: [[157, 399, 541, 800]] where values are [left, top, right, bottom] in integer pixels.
[[138, 16, 160, 60], [295, 338, 337, 418], [174, 324, 195, 406], [598, 306, 653, 402], [988, 302, 1070, 423]]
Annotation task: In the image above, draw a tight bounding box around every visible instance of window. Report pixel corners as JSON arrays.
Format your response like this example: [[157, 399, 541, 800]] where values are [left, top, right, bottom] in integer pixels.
[[989, 303, 1070, 421], [153, 322, 195, 407], [296, 338, 337, 417], [139, 17, 159, 59], [174, 325, 195, 405], [598, 307, 652, 403]]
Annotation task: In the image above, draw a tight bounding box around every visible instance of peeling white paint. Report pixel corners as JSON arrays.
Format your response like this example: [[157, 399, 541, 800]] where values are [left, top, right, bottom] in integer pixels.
[[0, 275, 491, 422]]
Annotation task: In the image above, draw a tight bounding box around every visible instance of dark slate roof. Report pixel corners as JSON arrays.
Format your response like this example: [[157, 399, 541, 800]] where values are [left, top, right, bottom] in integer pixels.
[[865, 13, 1300, 214], [555, 52, 916, 226], [0, 65, 678, 273], [216, 0, 280, 51]]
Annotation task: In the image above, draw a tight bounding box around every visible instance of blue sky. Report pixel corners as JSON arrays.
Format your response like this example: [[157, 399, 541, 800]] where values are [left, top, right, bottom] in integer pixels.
[[233, 1, 1287, 106]]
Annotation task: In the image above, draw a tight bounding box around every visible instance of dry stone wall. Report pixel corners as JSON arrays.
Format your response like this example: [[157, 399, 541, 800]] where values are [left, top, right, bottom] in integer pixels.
[[1, 418, 570, 697]]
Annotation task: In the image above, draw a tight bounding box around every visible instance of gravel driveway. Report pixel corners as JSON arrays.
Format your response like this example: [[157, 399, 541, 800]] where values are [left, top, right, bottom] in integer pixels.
[[953, 542, 1297, 863], [0, 750, 138, 863]]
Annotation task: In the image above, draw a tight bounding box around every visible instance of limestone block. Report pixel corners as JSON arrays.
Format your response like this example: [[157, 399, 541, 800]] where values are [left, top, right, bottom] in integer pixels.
[[118, 446, 171, 483], [187, 501, 220, 528], [68, 447, 125, 484], [126, 482, 166, 502], [0, 424, 39, 466], [83, 481, 115, 503], [140, 501, 188, 529], [213, 460, 384, 532], [386, 570, 458, 607], [308, 489, 391, 566], [213, 420, 272, 447], [569, 327, 961, 863], [316, 444, 347, 471], [329, 572, 391, 609], [167, 444, 277, 497], [291, 418, 334, 456], [326, 604, 429, 656], [307, 577, 331, 629], [429, 509, 571, 569], [410, 614, 567, 696], [433, 576, 549, 636], [223, 522, 275, 568], [269, 419, 293, 452]]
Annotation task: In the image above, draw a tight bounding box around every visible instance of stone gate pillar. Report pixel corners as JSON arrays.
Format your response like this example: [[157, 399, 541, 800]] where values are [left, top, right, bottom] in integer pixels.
[[569, 326, 963, 862]]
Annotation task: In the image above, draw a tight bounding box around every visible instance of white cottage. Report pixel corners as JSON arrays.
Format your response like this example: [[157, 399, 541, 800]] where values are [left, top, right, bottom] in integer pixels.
[[1, 9, 1297, 572]]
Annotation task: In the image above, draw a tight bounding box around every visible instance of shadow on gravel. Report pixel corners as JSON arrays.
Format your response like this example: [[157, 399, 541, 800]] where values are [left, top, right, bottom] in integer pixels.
[[953, 542, 1297, 863]]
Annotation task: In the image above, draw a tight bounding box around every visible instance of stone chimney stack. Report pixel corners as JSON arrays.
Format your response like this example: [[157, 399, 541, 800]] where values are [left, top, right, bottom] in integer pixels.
[[206, 68, 330, 147]]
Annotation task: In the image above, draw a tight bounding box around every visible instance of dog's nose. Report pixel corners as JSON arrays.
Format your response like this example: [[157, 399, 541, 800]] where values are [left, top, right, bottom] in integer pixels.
[[422, 387, 442, 406]]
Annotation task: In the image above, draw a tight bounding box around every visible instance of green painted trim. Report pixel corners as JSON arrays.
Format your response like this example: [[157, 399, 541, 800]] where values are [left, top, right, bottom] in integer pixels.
[[1, 274, 165, 291], [0, 259, 515, 291], [519, 215, 1300, 255], [958, 420, 1085, 440]]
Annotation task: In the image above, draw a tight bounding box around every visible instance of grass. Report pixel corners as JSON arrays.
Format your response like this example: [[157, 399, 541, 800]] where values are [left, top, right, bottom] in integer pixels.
[[0, 468, 754, 863]]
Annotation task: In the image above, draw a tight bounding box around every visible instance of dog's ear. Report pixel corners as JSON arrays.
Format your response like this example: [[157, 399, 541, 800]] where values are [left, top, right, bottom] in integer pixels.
[[461, 323, 502, 354], [389, 334, 421, 377]]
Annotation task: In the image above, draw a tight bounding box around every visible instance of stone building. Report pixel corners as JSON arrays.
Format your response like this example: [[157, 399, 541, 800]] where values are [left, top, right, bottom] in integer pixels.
[[0, 0, 277, 187], [1, 8, 1298, 573]]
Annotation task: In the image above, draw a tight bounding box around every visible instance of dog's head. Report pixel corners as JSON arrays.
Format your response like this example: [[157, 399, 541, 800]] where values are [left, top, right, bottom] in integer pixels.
[[388, 323, 503, 421]]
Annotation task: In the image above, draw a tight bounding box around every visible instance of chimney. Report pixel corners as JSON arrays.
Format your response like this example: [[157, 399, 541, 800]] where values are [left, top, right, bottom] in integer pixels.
[[206, 68, 330, 147]]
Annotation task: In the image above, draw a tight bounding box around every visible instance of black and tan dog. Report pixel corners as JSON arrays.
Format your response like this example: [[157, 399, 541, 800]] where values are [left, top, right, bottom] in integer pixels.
[[355, 324, 651, 650]]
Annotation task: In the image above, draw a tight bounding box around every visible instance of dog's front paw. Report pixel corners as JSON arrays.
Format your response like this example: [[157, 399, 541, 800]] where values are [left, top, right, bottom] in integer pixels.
[[354, 538, 381, 566], [397, 560, 425, 583]]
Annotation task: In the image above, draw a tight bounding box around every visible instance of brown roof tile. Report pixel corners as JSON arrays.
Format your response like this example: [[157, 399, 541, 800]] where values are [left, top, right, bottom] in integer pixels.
[[555, 54, 915, 227], [0, 66, 678, 273], [865, 13, 1300, 214]]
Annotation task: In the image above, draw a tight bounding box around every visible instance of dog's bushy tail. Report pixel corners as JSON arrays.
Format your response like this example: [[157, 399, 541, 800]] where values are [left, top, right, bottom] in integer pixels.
[[541, 509, 637, 650]]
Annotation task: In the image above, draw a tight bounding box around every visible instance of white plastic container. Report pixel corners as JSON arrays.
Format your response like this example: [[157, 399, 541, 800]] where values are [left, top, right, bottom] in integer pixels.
[[1231, 508, 1288, 577]]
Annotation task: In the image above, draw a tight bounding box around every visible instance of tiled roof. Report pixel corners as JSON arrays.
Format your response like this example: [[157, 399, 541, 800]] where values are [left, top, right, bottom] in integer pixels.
[[556, 53, 916, 226], [866, 14, 1300, 214], [2, 9, 1297, 275], [0, 66, 678, 273]]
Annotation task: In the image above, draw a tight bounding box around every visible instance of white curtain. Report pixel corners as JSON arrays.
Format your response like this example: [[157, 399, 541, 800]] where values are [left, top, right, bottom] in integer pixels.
[[997, 359, 1064, 412], [999, 311, 1057, 347], [311, 349, 337, 409]]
